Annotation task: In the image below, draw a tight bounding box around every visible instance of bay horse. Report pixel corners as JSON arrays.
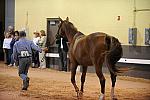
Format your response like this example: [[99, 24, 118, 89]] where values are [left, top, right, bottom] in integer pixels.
[[57, 17, 123, 100]]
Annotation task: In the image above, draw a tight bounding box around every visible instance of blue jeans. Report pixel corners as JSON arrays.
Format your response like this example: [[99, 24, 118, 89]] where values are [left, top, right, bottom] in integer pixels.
[[10, 54, 14, 65], [18, 57, 31, 80]]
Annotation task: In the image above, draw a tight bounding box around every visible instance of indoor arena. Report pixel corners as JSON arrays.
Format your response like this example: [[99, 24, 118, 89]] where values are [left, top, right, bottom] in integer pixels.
[[0, 0, 150, 100]]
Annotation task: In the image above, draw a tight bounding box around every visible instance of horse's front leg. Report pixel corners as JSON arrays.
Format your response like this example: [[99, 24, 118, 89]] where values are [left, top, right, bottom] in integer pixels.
[[78, 66, 88, 99], [71, 63, 79, 97]]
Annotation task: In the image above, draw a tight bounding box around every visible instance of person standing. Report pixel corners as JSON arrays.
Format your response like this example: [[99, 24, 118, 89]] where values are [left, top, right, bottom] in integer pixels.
[[13, 31, 42, 90], [8, 31, 19, 67], [3, 32, 12, 65], [32, 31, 40, 68], [56, 34, 68, 71], [3, 25, 14, 64], [38, 30, 47, 69]]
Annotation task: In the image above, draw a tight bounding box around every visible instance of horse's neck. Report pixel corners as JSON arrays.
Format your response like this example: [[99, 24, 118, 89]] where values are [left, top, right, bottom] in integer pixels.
[[68, 32, 85, 54], [75, 32, 84, 37], [66, 33, 74, 43], [69, 32, 84, 46], [66, 31, 84, 43]]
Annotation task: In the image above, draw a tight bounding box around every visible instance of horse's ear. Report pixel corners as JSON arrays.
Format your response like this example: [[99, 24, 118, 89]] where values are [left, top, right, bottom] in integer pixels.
[[59, 17, 63, 22], [66, 17, 69, 22]]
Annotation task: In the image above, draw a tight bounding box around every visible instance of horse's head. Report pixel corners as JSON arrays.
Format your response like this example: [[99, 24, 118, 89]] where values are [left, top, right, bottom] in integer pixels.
[[56, 17, 78, 42], [56, 17, 68, 38]]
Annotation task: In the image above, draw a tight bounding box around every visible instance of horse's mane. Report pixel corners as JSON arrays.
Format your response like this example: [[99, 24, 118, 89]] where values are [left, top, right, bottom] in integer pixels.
[[63, 21, 78, 36]]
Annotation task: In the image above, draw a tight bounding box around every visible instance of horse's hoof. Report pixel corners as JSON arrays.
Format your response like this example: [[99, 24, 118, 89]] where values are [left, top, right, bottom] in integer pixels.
[[77, 91, 83, 100], [111, 95, 117, 100], [79, 91, 83, 96], [112, 97, 117, 100], [99, 94, 105, 100]]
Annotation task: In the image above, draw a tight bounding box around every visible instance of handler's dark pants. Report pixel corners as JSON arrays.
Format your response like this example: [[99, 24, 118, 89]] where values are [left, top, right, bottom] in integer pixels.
[[32, 50, 40, 68], [59, 49, 67, 71], [4, 49, 11, 65], [18, 57, 31, 80]]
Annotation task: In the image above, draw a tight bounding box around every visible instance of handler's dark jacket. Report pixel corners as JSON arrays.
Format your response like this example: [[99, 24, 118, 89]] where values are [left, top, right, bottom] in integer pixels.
[[56, 35, 68, 52]]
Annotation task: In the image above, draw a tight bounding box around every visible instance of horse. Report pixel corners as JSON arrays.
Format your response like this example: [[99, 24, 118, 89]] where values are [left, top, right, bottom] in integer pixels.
[[57, 17, 123, 100]]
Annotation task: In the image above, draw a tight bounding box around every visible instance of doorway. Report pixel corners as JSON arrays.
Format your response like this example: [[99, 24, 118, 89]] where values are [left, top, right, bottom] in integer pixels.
[[0, 0, 5, 61], [46, 18, 60, 69]]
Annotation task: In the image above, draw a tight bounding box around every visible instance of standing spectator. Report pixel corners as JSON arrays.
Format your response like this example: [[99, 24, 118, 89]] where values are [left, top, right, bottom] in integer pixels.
[[4, 26, 14, 37], [8, 31, 19, 66], [5, 26, 14, 35], [3, 32, 12, 65], [8, 26, 14, 32], [3, 25, 14, 64], [38, 30, 47, 69], [13, 31, 42, 90], [56, 34, 68, 71], [32, 31, 40, 68]]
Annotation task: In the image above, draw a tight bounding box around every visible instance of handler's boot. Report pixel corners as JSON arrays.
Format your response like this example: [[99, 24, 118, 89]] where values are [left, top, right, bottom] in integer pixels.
[[26, 77, 30, 88], [22, 77, 30, 90], [22, 80, 27, 90]]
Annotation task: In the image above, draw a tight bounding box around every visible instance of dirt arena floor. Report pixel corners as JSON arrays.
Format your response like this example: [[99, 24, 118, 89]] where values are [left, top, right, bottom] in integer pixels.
[[0, 62, 150, 100]]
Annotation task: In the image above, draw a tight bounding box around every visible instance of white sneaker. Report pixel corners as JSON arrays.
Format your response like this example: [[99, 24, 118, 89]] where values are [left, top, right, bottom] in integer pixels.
[[41, 66, 46, 69], [8, 64, 13, 67], [32, 63, 35, 67]]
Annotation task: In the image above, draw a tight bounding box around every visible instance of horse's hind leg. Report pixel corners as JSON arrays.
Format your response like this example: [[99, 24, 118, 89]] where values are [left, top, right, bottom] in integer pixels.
[[71, 63, 79, 96], [95, 64, 105, 100], [110, 72, 117, 100]]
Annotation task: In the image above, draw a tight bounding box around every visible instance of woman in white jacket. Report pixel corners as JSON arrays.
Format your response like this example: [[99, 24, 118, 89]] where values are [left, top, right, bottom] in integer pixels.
[[32, 31, 40, 68], [38, 30, 47, 68], [3, 32, 12, 65]]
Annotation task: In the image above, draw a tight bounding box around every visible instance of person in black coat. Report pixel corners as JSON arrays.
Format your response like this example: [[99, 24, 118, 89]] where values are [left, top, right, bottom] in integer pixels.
[[8, 31, 19, 66], [56, 34, 68, 71]]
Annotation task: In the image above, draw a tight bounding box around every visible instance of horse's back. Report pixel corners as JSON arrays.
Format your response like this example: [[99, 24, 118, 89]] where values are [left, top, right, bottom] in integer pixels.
[[86, 32, 107, 45], [71, 32, 108, 66], [86, 32, 108, 58]]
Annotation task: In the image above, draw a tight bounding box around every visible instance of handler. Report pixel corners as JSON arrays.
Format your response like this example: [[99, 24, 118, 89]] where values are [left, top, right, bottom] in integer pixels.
[[13, 31, 42, 90], [56, 34, 68, 71]]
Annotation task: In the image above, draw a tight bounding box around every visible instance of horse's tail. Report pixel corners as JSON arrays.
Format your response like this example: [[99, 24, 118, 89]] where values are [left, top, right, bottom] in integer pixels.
[[105, 35, 123, 75]]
